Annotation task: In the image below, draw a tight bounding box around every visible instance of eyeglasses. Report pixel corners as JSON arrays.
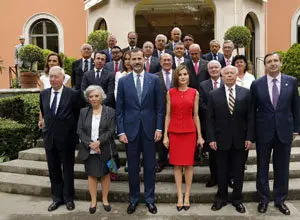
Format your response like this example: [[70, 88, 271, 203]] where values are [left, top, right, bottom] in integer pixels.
[[184, 38, 193, 41]]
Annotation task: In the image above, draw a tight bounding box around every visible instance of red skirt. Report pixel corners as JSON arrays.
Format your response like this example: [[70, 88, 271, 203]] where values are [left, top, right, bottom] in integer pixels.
[[169, 132, 196, 166]]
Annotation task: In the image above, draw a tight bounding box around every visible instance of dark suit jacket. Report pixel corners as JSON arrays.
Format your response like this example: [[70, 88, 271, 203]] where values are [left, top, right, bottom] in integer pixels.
[[251, 74, 299, 144], [121, 46, 140, 53], [152, 49, 173, 58], [206, 85, 254, 150], [172, 57, 190, 70], [77, 105, 117, 161], [166, 41, 179, 51], [71, 58, 94, 90], [81, 69, 115, 108], [144, 56, 161, 74], [198, 78, 224, 128], [104, 60, 124, 74], [116, 72, 164, 141], [187, 58, 210, 89], [203, 52, 226, 67], [39, 86, 84, 150], [102, 48, 112, 62]]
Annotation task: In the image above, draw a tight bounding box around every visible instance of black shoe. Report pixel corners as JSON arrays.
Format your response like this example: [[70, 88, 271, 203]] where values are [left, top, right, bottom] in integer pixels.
[[183, 205, 190, 211], [176, 205, 183, 211], [146, 203, 157, 214], [257, 201, 268, 213], [233, 203, 246, 213], [89, 204, 97, 214], [103, 204, 111, 212], [48, 201, 63, 212], [206, 179, 217, 188], [155, 166, 163, 173], [211, 201, 227, 211], [275, 203, 290, 215], [127, 203, 138, 214], [201, 151, 208, 159], [66, 201, 75, 211], [228, 179, 234, 189]]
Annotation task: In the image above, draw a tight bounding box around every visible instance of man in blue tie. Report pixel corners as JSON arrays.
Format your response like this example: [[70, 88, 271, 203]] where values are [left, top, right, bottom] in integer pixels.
[[251, 52, 299, 215], [116, 49, 163, 215]]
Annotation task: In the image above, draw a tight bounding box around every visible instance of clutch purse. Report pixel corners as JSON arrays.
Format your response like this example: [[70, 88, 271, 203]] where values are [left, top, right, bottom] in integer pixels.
[[106, 140, 119, 180]]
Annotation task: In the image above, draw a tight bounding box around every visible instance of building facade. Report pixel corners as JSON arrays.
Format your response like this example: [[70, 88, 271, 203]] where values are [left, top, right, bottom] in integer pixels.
[[0, 0, 300, 88]]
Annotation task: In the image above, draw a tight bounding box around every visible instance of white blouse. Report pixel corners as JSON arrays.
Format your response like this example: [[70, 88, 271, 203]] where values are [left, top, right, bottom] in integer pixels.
[[40, 73, 71, 89], [90, 114, 101, 154], [236, 72, 255, 89], [115, 71, 130, 99]]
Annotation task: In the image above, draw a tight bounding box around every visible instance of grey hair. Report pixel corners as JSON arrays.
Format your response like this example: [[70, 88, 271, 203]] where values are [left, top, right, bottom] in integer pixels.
[[221, 65, 238, 75], [171, 27, 182, 35], [208, 60, 222, 69], [189, 43, 201, 51], [210, 39, 221, 46], [84, 85, 107, 101], [223, 40, 234, 48], [49, 66, 65, 76], [143, 41, 154, 48], [155, 34, 167, 43], [80, 43, 93, 51]]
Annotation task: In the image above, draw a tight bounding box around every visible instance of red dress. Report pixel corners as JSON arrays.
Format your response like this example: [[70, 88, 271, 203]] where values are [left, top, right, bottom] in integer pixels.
[[168, 88, 197, 166]]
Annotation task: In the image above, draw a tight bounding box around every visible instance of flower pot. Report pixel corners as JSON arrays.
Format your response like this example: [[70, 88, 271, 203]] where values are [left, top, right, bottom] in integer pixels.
[[19, 71, 38, 88]]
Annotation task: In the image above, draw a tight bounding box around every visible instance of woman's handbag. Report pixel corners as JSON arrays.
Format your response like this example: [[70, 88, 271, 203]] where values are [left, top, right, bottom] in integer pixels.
[[106, 140, 119, 180]]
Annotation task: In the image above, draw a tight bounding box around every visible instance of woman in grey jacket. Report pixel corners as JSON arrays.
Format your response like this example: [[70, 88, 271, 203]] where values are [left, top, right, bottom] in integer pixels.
[[77, 85, 117, 214]]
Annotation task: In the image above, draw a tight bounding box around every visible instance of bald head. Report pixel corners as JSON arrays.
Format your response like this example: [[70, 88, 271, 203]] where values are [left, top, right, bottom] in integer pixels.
[[143, 41, 154, 57], [171, 27, 182, 42], [189, 44, 202, 62]]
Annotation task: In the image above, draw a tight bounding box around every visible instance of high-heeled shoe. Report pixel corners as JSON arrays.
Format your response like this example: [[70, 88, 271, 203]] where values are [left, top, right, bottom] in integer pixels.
[[89, 203, 97, 214], [183, 196, 190, 211], [103, 203, 111, 212], [176, 194, 184, 212]]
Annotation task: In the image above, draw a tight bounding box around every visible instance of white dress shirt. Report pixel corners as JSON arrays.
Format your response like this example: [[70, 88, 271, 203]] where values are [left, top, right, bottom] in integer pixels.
[[94, 67, 103, 78], [224, 84, 236, 105], [50, 86, 64, 114], [236, 72, 255, 89], [133, 70, 144, 92], [175, 56, 184, 67], [82, 58, 92, 71], [267, 73, 281, 103], [161, 69, 173, 86], [211, 77, 221, 88], [90, 114, 101, 154]]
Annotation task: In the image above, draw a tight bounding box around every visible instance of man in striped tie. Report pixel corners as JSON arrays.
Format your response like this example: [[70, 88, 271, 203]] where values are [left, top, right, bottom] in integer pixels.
[[206, 65, 254, 213]]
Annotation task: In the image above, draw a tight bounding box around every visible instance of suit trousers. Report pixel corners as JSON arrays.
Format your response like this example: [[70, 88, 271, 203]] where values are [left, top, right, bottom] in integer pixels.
[[209, 149, 217, 182], [216, 147, 247, 204], [125, 123, 156, 204], [45, 142, 75, 203], [156, 140, 168, 168], [256, 133, 292, 205]]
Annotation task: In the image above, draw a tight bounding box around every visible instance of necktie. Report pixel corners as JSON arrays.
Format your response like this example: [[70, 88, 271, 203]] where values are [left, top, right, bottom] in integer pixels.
[[83, 59, 89, 72], [114, 61, 119, 76], [213, 81, 218, 89], [158, 51, 162, 58], [51, 92, 58, 116], [226, 59, 231, 66], [96, 69, 100, 79], [228, 88, 235, 115], [272, 78, 279, 108], [165, 71, 171, 90], [194, 62, 199, 75], [213, 54, 218, 60], [146, 58, 150, 72], [136, 75, 142, 103], [109, 50, 112, 62]]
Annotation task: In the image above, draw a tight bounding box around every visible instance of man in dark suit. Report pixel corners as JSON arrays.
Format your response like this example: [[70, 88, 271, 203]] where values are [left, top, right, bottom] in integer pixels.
[[187, 43, 209, 89], [71, 43, 94, 90], [183, 34, 194, 59], [172, 42, 189, 69], [206, 65, 254, 213], [39, 66, 83, 212], [203, 40, 226, 67], [166, 27, 182, 51], [152, 34, 173, 58], [81, 51, 115, 108], [143, 41, 161, 74], [116, 49, 163, 215], [222, 40, 235, 66], [122, 31, 139, 53], [104, 46, 123, 76], [154, 53, 174, 172], [198, 60, 223, 188], [251, 52, 299, 215], [102, 34, 117, 62]]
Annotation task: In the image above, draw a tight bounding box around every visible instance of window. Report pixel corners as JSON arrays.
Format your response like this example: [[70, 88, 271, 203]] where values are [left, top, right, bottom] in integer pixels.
[[94, 18, 107, 31], [30, 19, 59, 52]]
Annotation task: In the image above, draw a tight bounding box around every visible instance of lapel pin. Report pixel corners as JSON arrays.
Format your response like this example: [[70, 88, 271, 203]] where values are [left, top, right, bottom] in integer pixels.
[[285, 83, 288, 86]]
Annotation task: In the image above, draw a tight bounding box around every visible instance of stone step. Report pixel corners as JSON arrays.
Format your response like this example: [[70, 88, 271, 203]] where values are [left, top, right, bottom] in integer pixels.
[[1, 172, 300, 203], [18, 147, 300, 166], [1, 159, 300, 183]]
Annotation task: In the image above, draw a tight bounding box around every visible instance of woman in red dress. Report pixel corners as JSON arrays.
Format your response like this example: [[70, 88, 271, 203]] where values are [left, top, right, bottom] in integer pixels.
[[163, 65, 204, 211]]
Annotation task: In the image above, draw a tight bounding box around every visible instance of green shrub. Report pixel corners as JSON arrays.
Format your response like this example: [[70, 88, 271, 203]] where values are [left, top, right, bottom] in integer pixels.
[[224, 26, 252, 55], [59, 53, 77, 76], [38, 49, 54, 71], [18, 44, 44, 72], [87, 30, 110, 51], [0, 118, 27, 160], [281, 43, 300, 83]]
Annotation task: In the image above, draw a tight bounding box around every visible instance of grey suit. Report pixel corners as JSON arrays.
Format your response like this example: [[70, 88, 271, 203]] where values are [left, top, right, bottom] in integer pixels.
[[104, 60, 124, 75], [144, 56, 161, 74]]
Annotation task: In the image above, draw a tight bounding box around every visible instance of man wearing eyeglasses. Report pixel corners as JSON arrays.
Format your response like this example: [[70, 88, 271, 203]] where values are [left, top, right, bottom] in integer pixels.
[[183, 34, 194, 59]]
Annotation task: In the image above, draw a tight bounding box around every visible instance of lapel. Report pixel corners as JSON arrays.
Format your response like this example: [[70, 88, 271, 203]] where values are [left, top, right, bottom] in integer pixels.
[[198, 59, 206, 74], [98, 69, 104, 84], [90, 58, 94, 70], [141, 72, 150, 104], [56, 86, 67, 117], [85, 107, 93, 138], [99, 106, 107, 131], [219, 85, 231, 115], [207, 79, 213, 91], [128, 73, 140, 105], [261, 75, 274, 109], [277, 74, 289, 110], [79, 60, 83, 73], [158, 72, 167, 91], [45, 88, 51, 113]]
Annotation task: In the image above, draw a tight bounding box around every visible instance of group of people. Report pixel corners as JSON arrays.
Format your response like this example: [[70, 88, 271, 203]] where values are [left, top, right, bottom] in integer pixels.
[[37, 27, 299, 216]]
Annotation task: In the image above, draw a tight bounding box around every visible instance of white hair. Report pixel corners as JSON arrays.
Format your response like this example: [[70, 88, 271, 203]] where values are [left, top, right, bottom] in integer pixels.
[[80, 43, 93, 51], [223, 40, 234, 48], [155, 34, 167, 43], [189, 43, 201, 51], [143, 41, 154, 48], [210, 39, 221, 46], [84, 85, 107, 101], [49, 66, 65, 76], [171, 27, 182, 35], [208, 60, 221, 69], [221, 65, 238, 75]]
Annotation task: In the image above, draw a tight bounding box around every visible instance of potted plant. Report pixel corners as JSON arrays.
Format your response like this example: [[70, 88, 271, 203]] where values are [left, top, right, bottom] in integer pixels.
[[18, 44, 44, 88], [87, 30, 110, 51], [224, 26, 252, 55]]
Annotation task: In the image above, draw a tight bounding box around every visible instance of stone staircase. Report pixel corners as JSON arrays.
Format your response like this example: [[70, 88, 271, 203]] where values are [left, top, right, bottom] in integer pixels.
[[1, 137, 300, 203]]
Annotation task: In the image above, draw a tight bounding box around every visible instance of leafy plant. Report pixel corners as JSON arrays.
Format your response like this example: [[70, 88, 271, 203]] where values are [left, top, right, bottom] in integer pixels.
[[38, 49, 54, 70], [224, 26, 252, 54], [87, 30, 110, 51], [0, 152, 9, 163], [18, 44, 44, 72], [59, 53, 77, 76], [281, 43, 300, 84]]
